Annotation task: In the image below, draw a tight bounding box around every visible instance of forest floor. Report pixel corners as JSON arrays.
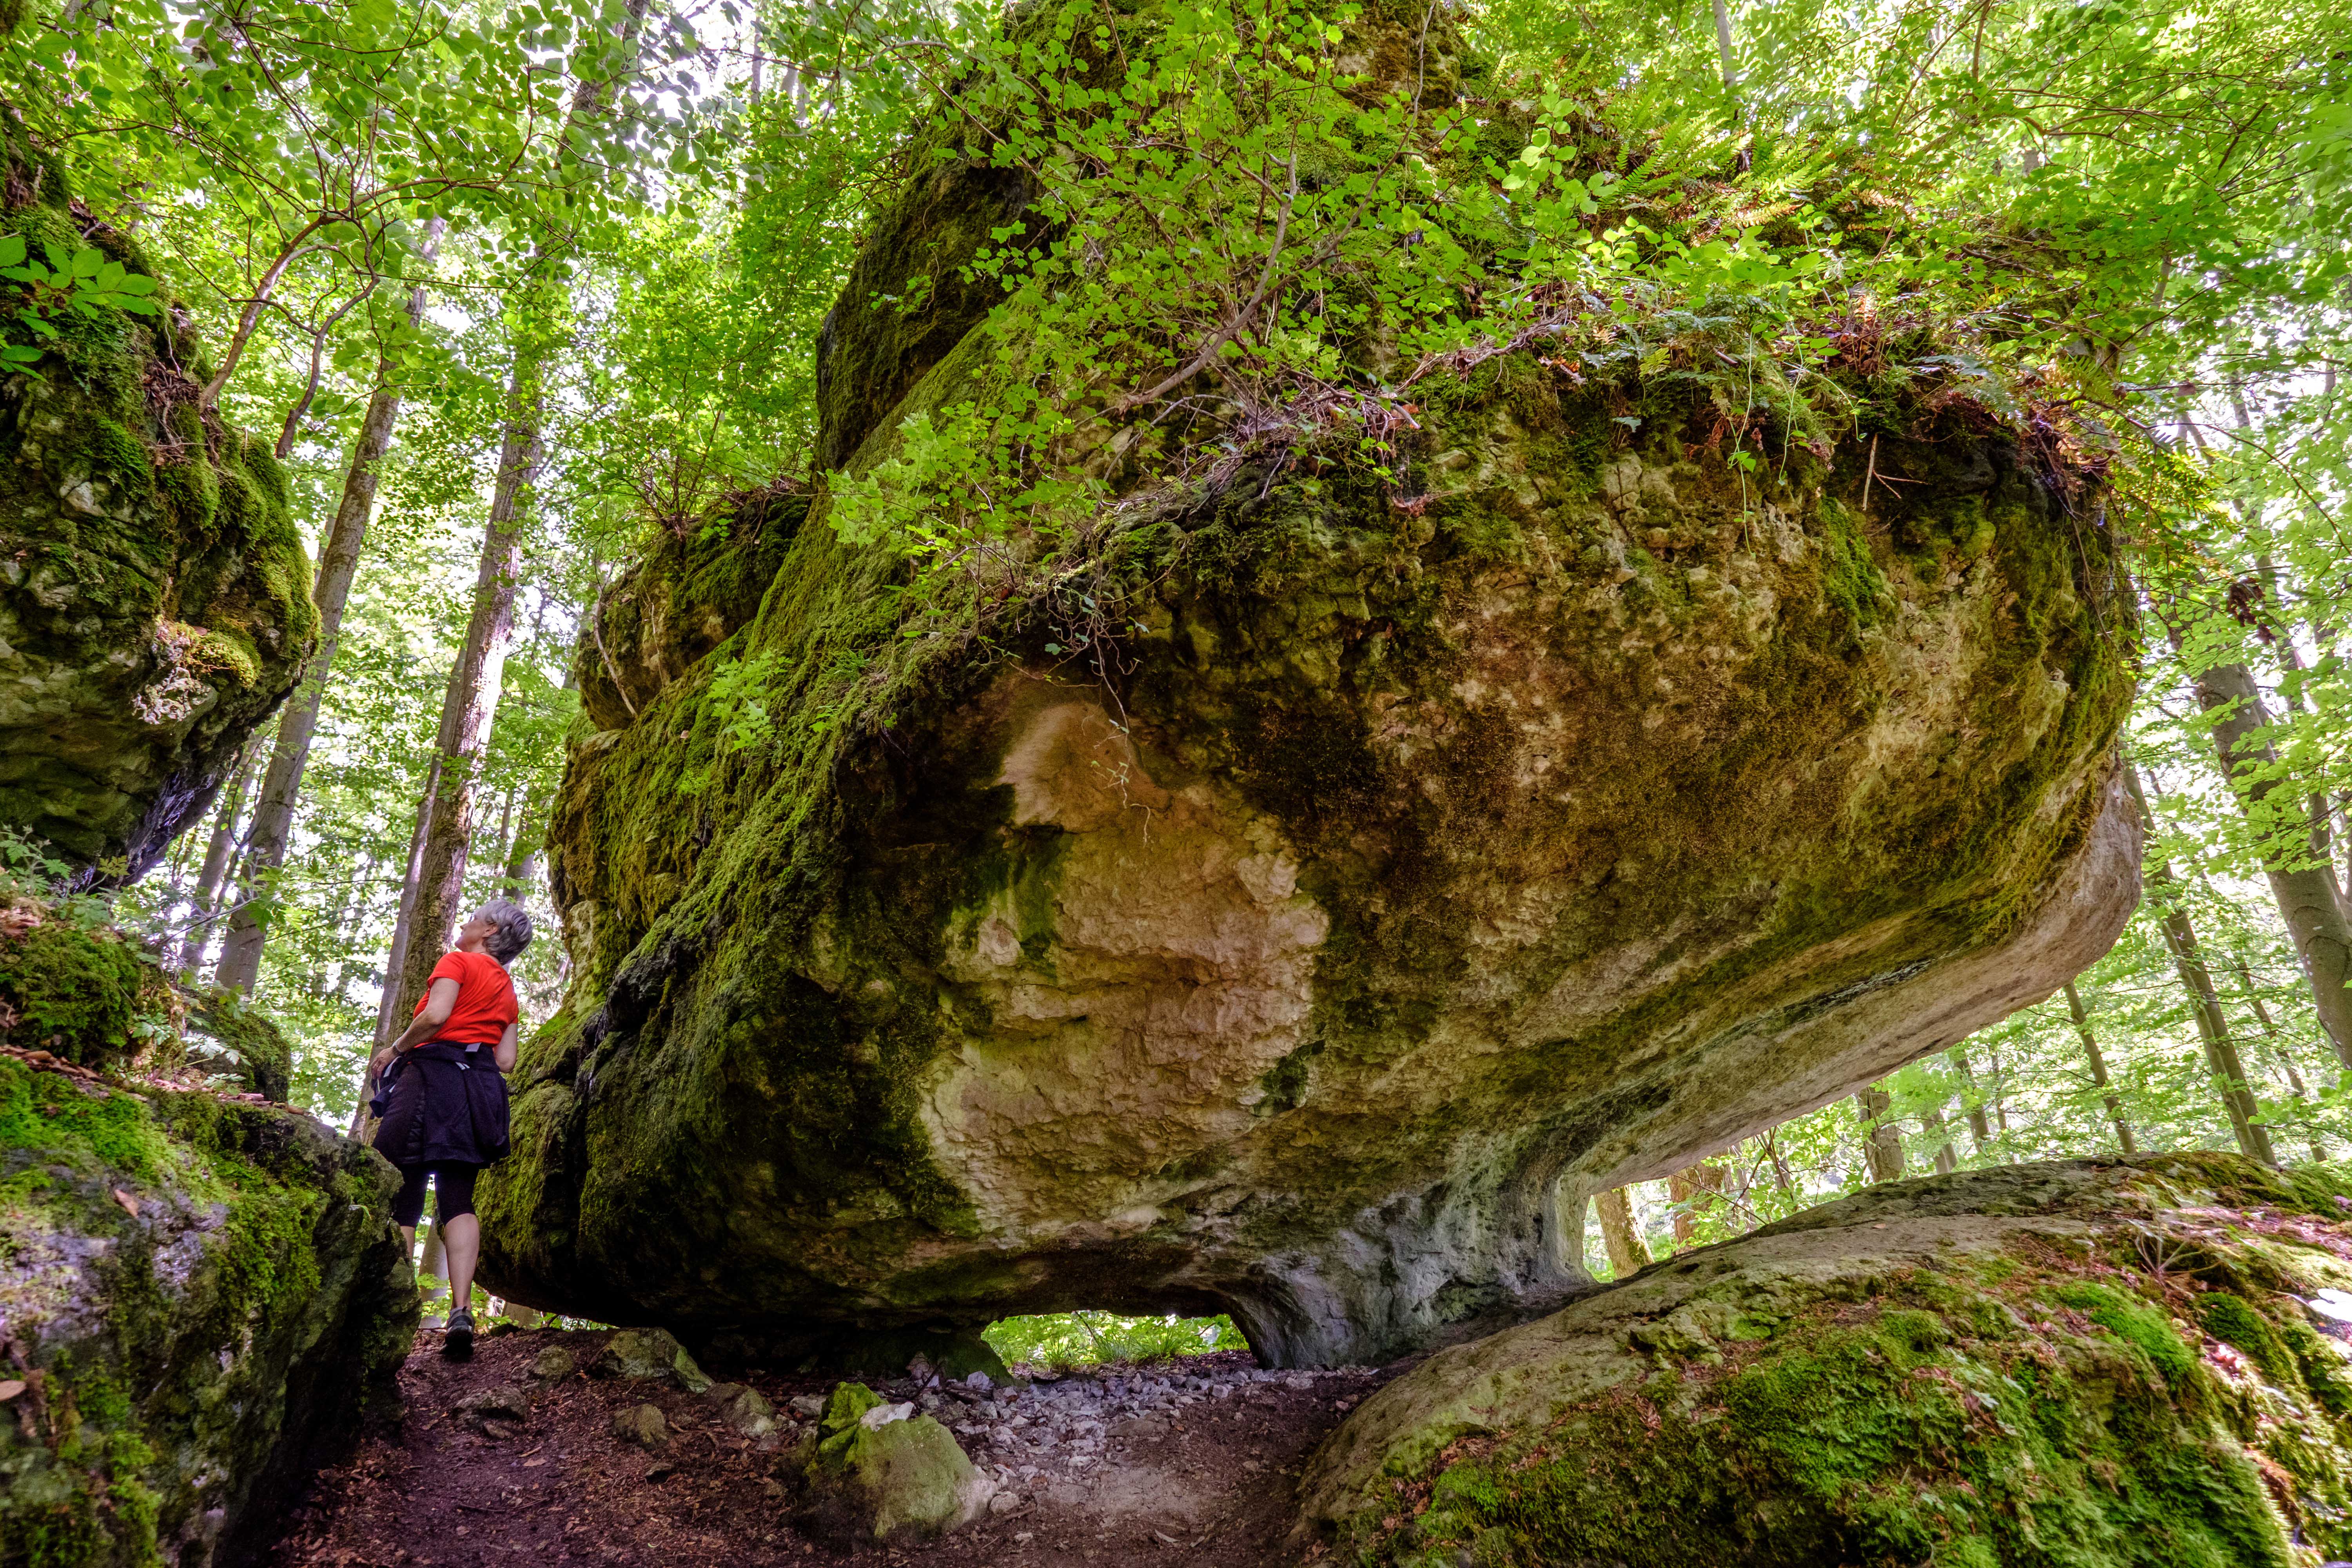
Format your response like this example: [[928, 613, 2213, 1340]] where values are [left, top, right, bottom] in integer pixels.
[[270, 1327, 1406, 1568]]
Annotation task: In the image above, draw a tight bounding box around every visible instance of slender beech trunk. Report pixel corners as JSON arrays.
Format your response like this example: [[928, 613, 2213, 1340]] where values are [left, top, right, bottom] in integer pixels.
[[1856, 1084, 1905, 1183], [1666, 1163, 1724, 1245], [2256, 554, 2338, 892], [1953, 1047, 1994, 1150], [1760, 1128, 1795, 1197], [2232, 960, 2328, 1163], [1924, 1107, 1958, 1174], [371, 0, 648, 1053], [1593, 1187, 1651, 1277], [176, 739, 263, 977], [2062, 980, 2137, 1153], [309, 850, 379, 998], [385, 411, 534, 1030], [2125, 759, 2278, 1165], [499, 780, 549, 897], [2179, 653, 2352, 1068], [218, 225, 446, 995], [1709, 0, 1739, 113]]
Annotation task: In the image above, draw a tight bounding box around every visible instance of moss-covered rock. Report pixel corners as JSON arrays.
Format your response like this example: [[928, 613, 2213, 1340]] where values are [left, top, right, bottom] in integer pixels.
[[1296, 1154, 2352, 1567], [576, 483, 808, 732], [176, 988, 294, 1103], [0, 1051, 417, 1566], [0, 913, 143, 1069], [485, 379, 2136, 1365], [479, 9, 2136, 1369], [794, 1381, 992, 1542], [590, 1327, 712, 1392], [0, 114, 315, 882]]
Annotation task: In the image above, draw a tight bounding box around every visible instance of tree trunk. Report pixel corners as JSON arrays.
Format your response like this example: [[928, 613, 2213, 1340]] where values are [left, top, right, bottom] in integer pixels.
[[1981, 1045, 2013, 1134], [1760, 1128, 1795, 1197], [1666, 1162, 1726, 1244], [1593, 1187, 1651, 1277], [216, 225, 446, 996], [2255, 554, 2339, 897], [1924, 1107, 1958, 1174], [2176, 646, 2352, 1067], [499, 779, 550, 898], [369, 0, 648, 1053], [2062, 980, 2137, 1153], [2124, 759, 2278, 1165], [1856, 1085, 1905, 1183], [386, 416, 534, 1027], [176, 739, 264, 977], [2232, 960, 2328, 1163], [1952, 1047, 1994, 1149]]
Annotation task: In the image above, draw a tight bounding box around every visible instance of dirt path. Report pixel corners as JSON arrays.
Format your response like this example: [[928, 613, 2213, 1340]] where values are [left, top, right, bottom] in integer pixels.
[[271, 1330, 1405, 1568]]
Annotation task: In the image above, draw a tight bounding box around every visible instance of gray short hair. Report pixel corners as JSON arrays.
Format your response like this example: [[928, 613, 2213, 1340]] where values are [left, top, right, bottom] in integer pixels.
[[477, 900, 534, 965]]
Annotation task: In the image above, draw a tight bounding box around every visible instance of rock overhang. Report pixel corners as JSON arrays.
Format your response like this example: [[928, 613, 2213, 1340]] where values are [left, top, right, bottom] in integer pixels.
[[481, 365, 2141, 1365]]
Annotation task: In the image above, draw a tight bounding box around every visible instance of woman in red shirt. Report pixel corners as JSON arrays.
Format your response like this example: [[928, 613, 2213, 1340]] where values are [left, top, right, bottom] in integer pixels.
[[367, 899, 533, 1359]]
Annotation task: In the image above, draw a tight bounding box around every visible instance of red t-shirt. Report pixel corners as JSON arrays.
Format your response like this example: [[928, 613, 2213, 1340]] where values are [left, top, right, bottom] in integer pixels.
[[413, 951, 518, 1046]]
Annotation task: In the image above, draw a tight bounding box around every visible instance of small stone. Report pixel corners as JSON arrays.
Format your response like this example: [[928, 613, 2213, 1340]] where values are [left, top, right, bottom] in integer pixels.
[[719, 1385, 777, 1437], [964, 1370, 993, 1393], [528, 1347, 577, 1381], [611, 1403, 668, 1450], [860, 1399, 917, 1430], [591, 1328, 712, 1393], [452, 1386, 530, 1434], [788, 1392, 828, 1417], [988, 1490, 1022, 1516]]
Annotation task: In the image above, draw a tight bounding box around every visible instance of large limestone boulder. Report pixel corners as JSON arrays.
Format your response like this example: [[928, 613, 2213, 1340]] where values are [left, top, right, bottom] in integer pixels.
[[480, 387, 2135, 1368], [0, 116, 315, 881], [0, 1050, 417, 1566], [1296, 1154, 2352, 1566], [477, 17, 2136, 1366]]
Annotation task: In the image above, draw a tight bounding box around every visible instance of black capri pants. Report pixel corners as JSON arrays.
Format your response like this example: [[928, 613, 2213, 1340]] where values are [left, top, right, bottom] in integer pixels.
[[392, 1162, 481, 1228]]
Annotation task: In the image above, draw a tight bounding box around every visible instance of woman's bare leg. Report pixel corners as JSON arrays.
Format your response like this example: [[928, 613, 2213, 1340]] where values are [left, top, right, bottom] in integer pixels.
[[442, 1214, 481, 1318]]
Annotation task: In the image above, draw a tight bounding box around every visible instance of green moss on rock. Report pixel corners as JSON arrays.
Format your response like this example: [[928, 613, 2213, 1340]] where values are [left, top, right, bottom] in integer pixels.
[[1300, 1156, 2352, 1567], [0, 916, 142, 1069], [0, 113, 315, 882], [797, 1381, 992, 1541], [0, 1041, 416, 1564], [482, 0, 2137, 1370]]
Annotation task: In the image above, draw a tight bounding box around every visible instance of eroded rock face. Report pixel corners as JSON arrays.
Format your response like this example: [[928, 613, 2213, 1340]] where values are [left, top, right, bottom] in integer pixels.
[[0, 125, 315, 879], [1296, 1154, 2352, 1566], [479, 3, 2134, 1367], [0, 1054, 417, 1566], [481, 358, 2136, 1367]]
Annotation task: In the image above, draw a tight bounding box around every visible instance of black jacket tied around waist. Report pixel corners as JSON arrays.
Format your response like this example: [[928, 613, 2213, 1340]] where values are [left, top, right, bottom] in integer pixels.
[[371, 1040, 512, 1167]]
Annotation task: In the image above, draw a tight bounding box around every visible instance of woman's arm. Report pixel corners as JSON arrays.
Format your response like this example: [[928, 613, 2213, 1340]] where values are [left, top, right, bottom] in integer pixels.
[[368, 977, 461, 1077], [494, 1021, 519, 1074]]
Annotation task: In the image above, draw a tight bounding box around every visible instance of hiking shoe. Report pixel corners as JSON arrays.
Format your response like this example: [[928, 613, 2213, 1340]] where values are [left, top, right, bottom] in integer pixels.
[[444, 1310, 475, 1361]]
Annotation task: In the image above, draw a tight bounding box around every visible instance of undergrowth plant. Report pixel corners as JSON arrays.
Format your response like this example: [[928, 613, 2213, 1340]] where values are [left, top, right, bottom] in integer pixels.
[[984, 1310, 1247, 1369]]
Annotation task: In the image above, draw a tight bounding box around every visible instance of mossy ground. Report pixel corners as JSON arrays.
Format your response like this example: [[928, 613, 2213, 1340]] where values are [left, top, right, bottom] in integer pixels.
[[1315, 1157, 2352, 1568]]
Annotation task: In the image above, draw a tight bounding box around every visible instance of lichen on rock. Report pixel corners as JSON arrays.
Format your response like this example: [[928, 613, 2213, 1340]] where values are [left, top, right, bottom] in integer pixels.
[[1296, 1154, 2352, 1567], [0, 113, 315, 882]]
